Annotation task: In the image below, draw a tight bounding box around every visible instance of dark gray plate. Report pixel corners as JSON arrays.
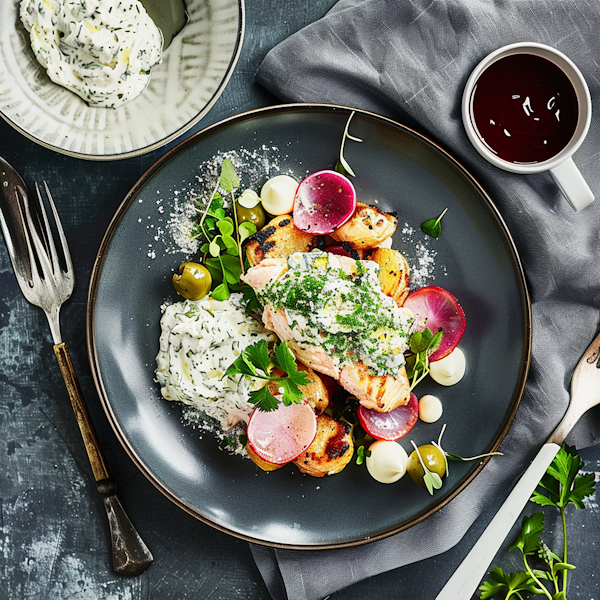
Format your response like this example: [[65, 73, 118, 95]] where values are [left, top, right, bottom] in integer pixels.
[[87, 104, 531, 549]]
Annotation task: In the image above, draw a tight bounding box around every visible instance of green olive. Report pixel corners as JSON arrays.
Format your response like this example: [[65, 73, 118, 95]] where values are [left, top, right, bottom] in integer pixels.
[[235, 200, 266, 230], [172, 262, 212, 300], [406, 444, 446, 487]]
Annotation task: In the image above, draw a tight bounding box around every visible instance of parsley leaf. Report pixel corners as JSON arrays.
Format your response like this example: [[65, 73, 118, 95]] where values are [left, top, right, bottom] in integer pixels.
[[479, 567, 543, 599], [225, 340, 309, 411], [531, 444, 596, 510], [405, 327, 443, 389], [508, 512, 545, 555]]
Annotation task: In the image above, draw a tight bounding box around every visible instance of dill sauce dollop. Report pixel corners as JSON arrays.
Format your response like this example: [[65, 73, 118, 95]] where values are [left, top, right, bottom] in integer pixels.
[[260, 251, 415, 375], [471, 53, 578, 163]]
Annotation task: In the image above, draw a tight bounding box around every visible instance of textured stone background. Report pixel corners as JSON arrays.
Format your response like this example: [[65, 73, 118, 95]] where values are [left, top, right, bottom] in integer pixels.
[[1, 1, 599, 599]]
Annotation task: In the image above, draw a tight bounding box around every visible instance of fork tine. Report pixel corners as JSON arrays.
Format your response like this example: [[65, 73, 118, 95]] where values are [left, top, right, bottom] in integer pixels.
[[43, 182, 74, 277], [23, 188, 54, 285]]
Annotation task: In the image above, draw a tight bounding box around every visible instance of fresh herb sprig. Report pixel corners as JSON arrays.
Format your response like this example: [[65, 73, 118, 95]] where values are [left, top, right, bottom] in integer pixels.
[[405, 327, 443, 389], [479, 444, 596, 600], [197, 159, 257, 300], [225, 339, 310, 411], [422, 208, 448, 238]]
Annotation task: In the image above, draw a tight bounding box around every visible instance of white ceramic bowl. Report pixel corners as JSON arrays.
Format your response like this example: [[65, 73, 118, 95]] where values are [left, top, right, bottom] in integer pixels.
[[0, 0, 244, 160]]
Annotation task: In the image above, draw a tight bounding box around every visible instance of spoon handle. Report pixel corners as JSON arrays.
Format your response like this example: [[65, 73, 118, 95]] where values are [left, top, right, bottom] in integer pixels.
[[435, 443, 560, 600], [54, 342, 154, 576]]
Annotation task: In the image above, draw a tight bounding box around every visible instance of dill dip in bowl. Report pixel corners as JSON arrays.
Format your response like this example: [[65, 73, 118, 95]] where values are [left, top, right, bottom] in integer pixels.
[[0, 0, 244, 160]]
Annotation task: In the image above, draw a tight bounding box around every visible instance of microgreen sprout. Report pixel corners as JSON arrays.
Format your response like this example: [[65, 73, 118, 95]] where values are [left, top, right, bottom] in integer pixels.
[[410, 440, 443, 495], [335, 111, 363, 177], [422, 208, 448, 238]]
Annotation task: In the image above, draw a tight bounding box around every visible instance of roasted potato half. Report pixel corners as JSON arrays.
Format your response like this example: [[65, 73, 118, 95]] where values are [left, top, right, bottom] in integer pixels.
[[292, 414, 354, 477], [330, 203, 397, 249], [370, 247, 410, 306], [246, 215, 321, 267]]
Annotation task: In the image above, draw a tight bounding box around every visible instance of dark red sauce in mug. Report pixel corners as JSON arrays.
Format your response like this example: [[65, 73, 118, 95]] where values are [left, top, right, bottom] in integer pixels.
[[471, 54, 578, 163]]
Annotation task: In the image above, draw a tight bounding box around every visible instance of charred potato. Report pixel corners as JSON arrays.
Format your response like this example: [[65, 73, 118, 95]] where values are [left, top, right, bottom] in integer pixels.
[[246, 215, 321, 267], [330, 203, 397, 249], [292, 414, 353, 477], [370, 247, 410, 306]]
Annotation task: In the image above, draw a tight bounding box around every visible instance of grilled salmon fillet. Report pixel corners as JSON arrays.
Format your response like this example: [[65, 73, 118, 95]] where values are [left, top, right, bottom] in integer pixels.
[[293, 414, 353, 477], [243, 255, 412, 412], [246, 215, 321, 267]]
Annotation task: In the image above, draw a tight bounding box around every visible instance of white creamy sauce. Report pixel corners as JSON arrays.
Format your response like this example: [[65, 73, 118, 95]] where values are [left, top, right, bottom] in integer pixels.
[[430, 347, 466, 386], [260, 174, 298, 215], [366, 440, 408, 484], [418, 394, 443, 423], [155, 294, 275, 430], [20, 0, 163, 108]]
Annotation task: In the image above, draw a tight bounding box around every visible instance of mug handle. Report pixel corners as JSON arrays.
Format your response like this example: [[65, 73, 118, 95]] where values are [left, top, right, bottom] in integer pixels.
[[550, 158, 594, 211]]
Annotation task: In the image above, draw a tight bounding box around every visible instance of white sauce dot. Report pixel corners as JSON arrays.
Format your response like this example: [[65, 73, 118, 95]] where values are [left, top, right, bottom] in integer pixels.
[[430, 347, 466, 386], [418, 395, 443, 423], [260, 175, 298, 215], [366, 440, 408, 484]]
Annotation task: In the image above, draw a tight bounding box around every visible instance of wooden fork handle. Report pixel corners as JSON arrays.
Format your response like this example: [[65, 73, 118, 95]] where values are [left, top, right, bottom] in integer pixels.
[[53, 342, 153, 576]]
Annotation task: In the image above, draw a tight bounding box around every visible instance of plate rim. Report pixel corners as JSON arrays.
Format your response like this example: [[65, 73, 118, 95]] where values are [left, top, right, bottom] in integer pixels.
[[86, 103, 532, 549], [0, 0, 246, 161]]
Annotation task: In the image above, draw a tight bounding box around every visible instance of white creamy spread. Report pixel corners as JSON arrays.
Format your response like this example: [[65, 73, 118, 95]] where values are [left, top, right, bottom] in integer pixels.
[[20, 0, 163, 108], [155, 294, 275, 430], [260, 175, 298, 215]]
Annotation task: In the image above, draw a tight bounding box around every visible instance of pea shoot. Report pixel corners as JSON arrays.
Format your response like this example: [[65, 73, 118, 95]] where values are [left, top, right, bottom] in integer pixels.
[[196, 159, 258, 300], [421, 208, 448, 238]]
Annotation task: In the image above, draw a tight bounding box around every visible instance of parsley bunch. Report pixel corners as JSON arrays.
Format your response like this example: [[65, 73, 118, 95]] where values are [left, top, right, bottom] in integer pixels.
[[479, 444, 596, 600], [405, 327, 443, 389], [225, 340, 310, 411], [196, 159, 257, 301]]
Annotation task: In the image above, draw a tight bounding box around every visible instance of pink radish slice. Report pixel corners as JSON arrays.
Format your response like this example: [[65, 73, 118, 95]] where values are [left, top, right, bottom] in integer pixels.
[[403, 286, 466, 361], [293, 170, 357, 234], [247, 402, 317, 465], [357, 393, 419, 441]]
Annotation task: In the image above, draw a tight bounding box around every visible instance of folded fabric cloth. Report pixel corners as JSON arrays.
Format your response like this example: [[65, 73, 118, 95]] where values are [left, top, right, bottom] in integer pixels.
[[253, 1, 600, 598]]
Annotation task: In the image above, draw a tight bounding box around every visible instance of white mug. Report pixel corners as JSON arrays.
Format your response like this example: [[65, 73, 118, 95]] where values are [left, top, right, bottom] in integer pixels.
[[462, 42, 593, 211]]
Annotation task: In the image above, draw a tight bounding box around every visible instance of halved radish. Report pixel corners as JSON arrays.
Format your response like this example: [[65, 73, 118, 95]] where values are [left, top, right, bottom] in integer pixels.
[[293, 170, 356, 234], [247, 402, 317, 465], [357, 393, 419, 441], [403, 286, 466, 361]]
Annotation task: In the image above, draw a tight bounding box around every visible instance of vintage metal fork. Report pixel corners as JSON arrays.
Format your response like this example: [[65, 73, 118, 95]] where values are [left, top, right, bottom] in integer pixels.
[[436, 328, 600, 599], [0, 157, 153, 576]]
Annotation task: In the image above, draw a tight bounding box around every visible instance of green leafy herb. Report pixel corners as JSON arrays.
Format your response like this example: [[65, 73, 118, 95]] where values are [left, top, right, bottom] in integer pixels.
[[421, 208, 448, 238], [479, 444, 595, 600], [194, 160, 260, 300], [338, 111, 363, 177], [238, 189, 261, 208], [405, 327, 443, 389], [225, 340, 310, 411], [356, 445, 371, 465]]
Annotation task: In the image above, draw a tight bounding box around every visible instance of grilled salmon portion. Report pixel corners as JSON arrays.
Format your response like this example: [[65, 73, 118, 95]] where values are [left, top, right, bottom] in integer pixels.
[[293, 414, 353, 477], [243, 256, 412, 412], [246, 215, 321, 267], [339, 362, 411, 412], [331, 203, 397, 249]]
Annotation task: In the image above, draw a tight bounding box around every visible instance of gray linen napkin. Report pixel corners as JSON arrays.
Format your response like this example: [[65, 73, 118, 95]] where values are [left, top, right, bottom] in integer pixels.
[[252, 1, 600, 598]]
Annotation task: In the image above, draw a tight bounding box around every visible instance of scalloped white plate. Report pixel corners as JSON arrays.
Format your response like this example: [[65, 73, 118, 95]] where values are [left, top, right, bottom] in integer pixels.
[[0, 0, 244, 160]]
